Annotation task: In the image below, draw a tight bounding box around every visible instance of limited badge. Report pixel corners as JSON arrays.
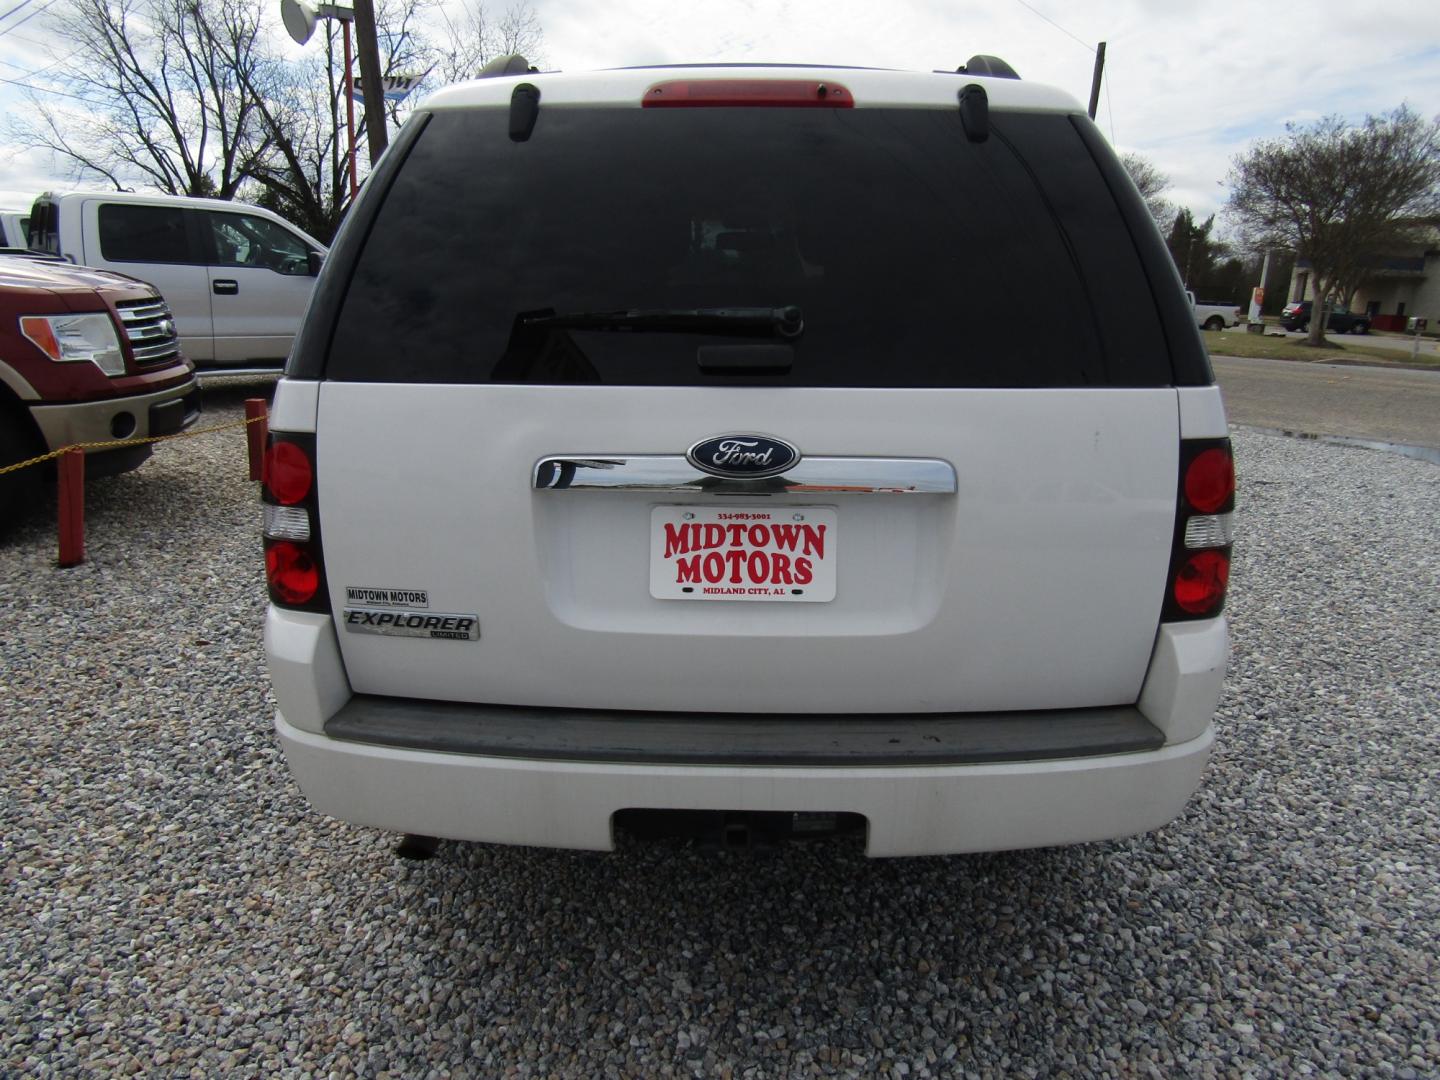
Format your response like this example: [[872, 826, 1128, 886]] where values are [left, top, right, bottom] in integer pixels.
[[342, 608, 478, 641]]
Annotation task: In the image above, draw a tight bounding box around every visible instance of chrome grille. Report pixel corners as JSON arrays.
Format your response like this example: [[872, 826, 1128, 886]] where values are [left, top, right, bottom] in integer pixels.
[[114, 295, 181, 367]]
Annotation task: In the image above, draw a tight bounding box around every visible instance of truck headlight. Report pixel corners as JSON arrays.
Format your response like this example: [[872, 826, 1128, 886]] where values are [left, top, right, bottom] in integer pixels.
[[19, 313, 126, 376]]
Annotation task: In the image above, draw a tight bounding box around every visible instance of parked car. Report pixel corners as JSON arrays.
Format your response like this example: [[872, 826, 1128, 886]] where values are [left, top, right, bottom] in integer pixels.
[[25, 190, 326, 371], [262, 57, 1233, 857], [0, 208, 29, 249], [1280, 300, 1369, 334], [1188, 290, 1241, 331], [0, 253, 200, 524]]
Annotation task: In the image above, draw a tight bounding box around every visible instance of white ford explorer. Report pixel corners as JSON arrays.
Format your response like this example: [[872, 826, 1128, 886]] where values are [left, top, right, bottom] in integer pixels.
[[261, 56, 1233, 857]]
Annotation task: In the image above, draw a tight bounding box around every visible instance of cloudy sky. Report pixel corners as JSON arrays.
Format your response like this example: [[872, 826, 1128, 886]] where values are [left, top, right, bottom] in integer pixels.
[[3, 0, 1439, 230]]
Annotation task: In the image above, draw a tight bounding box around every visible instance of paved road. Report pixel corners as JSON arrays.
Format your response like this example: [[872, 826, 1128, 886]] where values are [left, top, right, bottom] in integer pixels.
[[1211, 354, 1440, 454]]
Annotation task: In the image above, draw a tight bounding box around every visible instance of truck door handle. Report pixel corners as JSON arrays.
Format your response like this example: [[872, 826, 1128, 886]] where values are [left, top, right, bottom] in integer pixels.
[[212, 279, 239, 295]]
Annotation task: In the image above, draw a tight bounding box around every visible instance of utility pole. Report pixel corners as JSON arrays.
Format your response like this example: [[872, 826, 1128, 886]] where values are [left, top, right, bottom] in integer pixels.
[[1087, 41, 1106, 120], [352, 0, 389, 163]]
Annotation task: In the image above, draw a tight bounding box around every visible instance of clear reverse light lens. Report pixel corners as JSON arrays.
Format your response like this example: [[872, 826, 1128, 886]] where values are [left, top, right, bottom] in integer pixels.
[[1184, 513, 1235, 549], [264, 504, 311, 542], [20, 313, 126, 375]]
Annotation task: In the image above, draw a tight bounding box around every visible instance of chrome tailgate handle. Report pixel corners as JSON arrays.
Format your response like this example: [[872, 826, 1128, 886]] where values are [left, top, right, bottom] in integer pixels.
[[533, 456, 956, 494]]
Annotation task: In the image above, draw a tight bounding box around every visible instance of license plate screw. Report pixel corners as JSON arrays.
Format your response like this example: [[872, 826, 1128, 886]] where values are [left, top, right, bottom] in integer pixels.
[[793, 513, 806, 521], [683, 512, 695, 520]]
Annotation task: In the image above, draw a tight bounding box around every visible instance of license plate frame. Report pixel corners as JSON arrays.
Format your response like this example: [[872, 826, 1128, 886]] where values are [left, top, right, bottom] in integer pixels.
[[649, 505, 838, 602]]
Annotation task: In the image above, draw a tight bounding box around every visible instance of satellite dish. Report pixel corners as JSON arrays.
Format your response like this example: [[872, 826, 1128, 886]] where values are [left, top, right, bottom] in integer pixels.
[[281, 0, 317, 45]]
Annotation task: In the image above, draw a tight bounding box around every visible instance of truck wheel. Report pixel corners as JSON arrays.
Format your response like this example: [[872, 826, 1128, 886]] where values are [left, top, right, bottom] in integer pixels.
[[1353, 322, 1368, 335], [0, 410, 45, 533], [1204, 316, 1224, 331]]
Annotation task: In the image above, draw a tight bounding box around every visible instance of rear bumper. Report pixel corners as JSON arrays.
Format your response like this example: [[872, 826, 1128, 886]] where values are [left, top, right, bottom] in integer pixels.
[[275, 709, 1212, 856], [267, 607, 1225, 856]]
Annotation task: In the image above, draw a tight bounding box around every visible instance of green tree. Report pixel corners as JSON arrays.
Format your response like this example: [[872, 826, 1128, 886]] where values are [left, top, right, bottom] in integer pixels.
[[1166, 209, 1227, 291], [1227, 107, 1440, 345]]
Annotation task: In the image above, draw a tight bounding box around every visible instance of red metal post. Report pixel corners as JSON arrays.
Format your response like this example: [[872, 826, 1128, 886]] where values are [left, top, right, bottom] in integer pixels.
[[343, 19, 359, 199], [245, 398, 269, 481], [57, 447, 85, 567]]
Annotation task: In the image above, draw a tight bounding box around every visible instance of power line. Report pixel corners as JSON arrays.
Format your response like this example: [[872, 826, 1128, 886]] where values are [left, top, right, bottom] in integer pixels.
[[0, 28, 49, 48], [1011, 0, 1095, 53], [0, 70, 86, 100], [0, 0, 38, 25], [0, 0, 58, 37], [0, 44, 79, 80]]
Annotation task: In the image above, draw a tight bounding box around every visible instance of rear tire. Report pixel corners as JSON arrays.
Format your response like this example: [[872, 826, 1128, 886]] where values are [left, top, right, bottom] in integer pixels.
[[0, 408, 45, 533], [1204, 316, 1224, 331], [1353, 322, 1368, 335]]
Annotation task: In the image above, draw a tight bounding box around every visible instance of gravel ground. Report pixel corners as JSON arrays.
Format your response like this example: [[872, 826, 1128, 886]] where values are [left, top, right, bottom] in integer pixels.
[[1, 388, 1437, 1078]]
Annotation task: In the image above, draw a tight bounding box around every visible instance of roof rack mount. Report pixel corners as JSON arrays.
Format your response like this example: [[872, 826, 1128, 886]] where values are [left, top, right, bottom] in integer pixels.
[[957, 55, 1020, 80]]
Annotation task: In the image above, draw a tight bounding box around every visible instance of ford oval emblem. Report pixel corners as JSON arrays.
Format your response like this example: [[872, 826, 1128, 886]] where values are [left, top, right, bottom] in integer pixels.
[[687, 434, 801, 479]]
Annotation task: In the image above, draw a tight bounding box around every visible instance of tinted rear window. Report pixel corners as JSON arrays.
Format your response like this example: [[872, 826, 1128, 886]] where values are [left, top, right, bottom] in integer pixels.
[[326, 106, 1178, 387], [99, 204, 197, 264]]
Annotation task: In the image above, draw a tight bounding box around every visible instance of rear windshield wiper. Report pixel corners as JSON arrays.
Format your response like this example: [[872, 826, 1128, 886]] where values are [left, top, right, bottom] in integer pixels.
[[520, 305, 804, 339]]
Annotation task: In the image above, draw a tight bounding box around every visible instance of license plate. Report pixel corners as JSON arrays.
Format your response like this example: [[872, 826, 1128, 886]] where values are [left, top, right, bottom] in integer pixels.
[[649, 506, 837, 602]]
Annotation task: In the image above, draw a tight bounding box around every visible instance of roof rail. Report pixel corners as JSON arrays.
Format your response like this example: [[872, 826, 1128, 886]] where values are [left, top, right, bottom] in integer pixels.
[[479, 54, 536, 78], [957, 55, 1020, 80]]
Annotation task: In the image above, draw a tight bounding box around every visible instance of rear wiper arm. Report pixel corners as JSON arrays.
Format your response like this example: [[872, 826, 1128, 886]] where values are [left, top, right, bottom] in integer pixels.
[[521, 305, 804, 339]]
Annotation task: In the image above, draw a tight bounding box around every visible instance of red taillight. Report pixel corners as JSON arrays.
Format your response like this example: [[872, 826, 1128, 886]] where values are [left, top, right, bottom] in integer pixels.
[[642, 79, 854, 108], [1184, 447, 1235, 514], [260, 432, 328, 612], [1173, 549, 1230, 615], [1164, 438, 1234, 622], [264, 441, 313, 505], [266, 541, 320, 605]]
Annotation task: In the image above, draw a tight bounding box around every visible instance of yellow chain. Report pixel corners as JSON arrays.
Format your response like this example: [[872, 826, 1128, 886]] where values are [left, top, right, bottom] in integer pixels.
[[0, 414, 266, 477]]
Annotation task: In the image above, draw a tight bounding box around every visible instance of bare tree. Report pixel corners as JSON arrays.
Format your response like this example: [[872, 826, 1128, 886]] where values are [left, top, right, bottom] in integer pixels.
[[1120, 151, 1174, 229], [242, 0, 431, 240], [428, 0, 543, 85], [8, 0, 544, 240], [1227, 107, 1440, 345], [12, 0, 270, 197], [239, 41, 351, 241]]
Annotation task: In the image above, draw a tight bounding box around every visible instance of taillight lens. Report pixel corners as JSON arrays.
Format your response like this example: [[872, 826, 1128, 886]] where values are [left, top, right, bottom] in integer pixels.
[[1173, 550, 1230, 615], [1184, 448, 1235, 514], [1163, 438, 1234, 621], [261, 432, 328, 612], [266, 541, 320, 605], [264, 441, 313, 505]]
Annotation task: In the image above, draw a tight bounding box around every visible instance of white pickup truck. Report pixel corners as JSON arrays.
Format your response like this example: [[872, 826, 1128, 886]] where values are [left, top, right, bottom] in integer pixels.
[[25, 191, 325, 370], [1188, 290, 1241, 331], [0, 208, 28, 248]]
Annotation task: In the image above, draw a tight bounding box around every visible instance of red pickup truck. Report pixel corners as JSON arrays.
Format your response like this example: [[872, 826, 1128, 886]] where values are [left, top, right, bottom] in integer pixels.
[[0, 253, 199, 525]]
